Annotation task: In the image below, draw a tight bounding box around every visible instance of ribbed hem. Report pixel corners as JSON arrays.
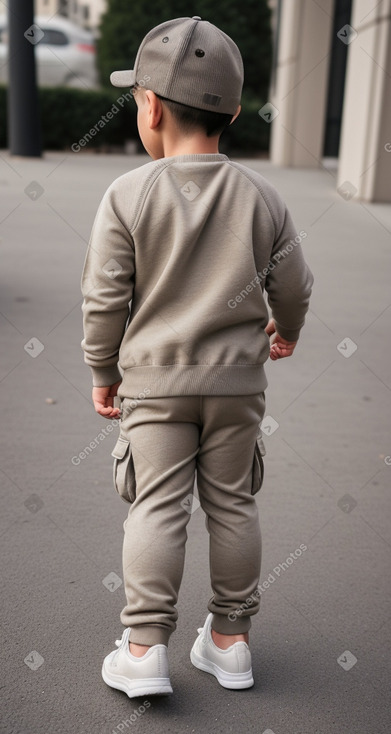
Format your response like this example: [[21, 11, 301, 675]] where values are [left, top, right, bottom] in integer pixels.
[[89, 364, 122, 387], [129, 624, 171, 646], [117, 365, 267, 399], [273, 321, 302, 343], [211, 613, 252, 635]]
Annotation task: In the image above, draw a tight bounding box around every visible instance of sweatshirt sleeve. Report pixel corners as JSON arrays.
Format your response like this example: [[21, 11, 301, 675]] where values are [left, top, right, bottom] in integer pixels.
[[81, 184, 135, 387], [264, 195, 314, 342]]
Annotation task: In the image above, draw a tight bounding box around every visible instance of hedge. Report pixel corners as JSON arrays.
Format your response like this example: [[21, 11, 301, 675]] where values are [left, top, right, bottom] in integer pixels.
[[0, 86, 269, 154]]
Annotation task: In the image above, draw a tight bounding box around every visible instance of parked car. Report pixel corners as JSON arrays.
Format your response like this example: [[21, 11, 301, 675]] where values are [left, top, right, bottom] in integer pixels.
[[0, 15, 98, 88]]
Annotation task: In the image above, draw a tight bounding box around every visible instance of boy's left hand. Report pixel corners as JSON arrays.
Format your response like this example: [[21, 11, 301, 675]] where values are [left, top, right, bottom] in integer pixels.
[[92, 382, 122, 418], [265, 318, 297, 361]]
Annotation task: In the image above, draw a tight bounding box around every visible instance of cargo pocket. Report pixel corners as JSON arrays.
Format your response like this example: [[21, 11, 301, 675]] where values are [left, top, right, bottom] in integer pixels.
[[251, 430, 266, 495], [111, 435, 136, 504]]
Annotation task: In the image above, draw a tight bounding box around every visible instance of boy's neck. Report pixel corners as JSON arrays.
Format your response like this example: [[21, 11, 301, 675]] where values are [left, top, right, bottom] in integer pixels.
[[161, 133, 221, 158]]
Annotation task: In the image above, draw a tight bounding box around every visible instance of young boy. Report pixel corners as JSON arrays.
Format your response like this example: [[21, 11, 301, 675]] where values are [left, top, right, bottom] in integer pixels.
[[81, 16, 313, 697]]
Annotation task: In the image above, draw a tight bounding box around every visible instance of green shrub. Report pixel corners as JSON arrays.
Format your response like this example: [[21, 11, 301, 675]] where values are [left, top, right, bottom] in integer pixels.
[[0, 85, 139, 151], [39, 86, 139, 150], [0, 85, 269, 153], [221, 93, 270, 154]]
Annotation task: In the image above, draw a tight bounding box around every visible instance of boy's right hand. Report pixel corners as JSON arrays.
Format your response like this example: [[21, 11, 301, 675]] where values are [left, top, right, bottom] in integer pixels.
[[265, 319, 297, 361], [92, 382, 122, 419]]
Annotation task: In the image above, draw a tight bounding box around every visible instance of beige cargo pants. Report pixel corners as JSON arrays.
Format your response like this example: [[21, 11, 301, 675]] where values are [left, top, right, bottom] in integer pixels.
[[111, 393, 266, 647]]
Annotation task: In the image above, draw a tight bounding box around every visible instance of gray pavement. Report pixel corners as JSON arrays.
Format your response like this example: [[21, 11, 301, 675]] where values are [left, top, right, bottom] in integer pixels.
[[1, 150, 390, 734]]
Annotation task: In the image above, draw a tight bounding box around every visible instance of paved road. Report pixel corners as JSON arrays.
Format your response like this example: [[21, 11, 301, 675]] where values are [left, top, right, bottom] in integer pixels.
[[1, 150, 390, 734]]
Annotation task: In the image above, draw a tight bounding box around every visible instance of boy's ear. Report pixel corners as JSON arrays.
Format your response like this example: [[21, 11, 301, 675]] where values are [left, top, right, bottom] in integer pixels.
[[230, 104, 241, 125], [145, 90, 163, 129]]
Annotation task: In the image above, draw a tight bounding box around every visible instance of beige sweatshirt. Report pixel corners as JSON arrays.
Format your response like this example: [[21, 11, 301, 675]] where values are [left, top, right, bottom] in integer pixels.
[[81, 154, 313, 398]]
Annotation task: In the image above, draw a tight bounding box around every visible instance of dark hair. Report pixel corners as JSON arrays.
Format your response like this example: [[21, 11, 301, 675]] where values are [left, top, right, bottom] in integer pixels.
[[156, 95, 234, 137]]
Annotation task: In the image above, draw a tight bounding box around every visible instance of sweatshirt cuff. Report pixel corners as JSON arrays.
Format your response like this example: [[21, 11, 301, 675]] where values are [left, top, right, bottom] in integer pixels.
[[90, 364, 122, 387], [273, 321, 302, 343]]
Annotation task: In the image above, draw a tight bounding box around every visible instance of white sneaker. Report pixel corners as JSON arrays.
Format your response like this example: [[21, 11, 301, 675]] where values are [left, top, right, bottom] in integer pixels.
[[190, 613, 254, 689], [102, 628, 173, 698]]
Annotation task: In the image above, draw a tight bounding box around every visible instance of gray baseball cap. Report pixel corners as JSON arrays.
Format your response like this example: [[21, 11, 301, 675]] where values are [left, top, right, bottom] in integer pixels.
[[110, 16, 244, 115]]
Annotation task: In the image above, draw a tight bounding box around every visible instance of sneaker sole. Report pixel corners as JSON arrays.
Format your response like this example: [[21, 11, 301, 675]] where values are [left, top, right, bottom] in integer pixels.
[[102, 661, 173, 698], [190, 647, 254, 690]]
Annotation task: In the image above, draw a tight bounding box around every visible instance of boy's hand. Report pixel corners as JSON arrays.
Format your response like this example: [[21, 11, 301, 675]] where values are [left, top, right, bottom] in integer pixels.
[[92, 382, 122, 418], [265, 319, 297, 361]]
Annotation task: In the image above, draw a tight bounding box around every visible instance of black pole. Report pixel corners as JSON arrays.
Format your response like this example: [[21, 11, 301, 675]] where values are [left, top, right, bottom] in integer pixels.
[[8, 0, 42, 156]]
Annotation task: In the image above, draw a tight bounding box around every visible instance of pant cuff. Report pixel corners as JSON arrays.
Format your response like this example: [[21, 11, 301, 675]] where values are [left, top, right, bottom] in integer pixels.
[[211, 612, 252, 635], [129, 624, 171, 647]]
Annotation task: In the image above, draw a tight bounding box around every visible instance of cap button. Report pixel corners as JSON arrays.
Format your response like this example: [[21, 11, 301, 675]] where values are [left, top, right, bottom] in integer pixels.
[[192, 16, 201, 20]]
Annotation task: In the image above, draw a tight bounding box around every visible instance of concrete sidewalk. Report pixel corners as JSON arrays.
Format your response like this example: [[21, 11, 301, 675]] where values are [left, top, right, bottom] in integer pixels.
[[0, 150, 390, 734]]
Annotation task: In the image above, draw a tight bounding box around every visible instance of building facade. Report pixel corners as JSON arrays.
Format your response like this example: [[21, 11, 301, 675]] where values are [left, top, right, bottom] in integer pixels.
[[269, 0, 391, 202]]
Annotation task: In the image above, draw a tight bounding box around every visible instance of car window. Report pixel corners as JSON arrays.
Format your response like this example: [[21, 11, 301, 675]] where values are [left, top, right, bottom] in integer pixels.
[[0, 25, 72, 46], [41, 29, 69, 46]]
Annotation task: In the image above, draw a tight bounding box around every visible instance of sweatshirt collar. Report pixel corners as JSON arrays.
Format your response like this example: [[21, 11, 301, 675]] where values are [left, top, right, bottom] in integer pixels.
[[162, 153, 229, 163]]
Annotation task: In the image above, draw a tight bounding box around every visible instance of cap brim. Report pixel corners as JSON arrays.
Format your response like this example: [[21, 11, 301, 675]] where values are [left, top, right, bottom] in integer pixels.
[[110, 70, 137, 87]]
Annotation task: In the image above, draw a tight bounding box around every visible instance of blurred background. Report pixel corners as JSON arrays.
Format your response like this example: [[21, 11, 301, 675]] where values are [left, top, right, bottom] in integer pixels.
[[1, 0, 389, 202], [0, 0, 273, 154], [0, 0, 391, 201]]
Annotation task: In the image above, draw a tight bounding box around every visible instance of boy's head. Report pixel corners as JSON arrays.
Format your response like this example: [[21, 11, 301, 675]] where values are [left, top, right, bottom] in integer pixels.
[[110, 17, 243, 158]]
